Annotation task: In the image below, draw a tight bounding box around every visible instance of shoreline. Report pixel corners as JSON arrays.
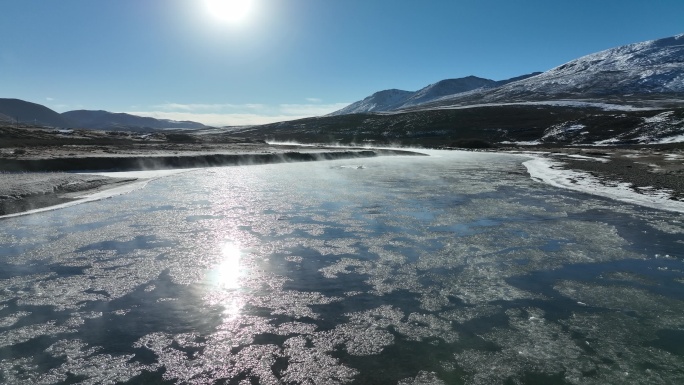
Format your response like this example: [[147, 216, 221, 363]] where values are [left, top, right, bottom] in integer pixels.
[[2, 144, 683, 218], [0, 148, 421, 172]]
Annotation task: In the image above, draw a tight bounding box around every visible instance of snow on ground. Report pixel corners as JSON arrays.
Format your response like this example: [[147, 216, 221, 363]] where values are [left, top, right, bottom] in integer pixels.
[[519, 100, 654, 111], [499, 140, 542, 146], [424, 99, 657, 113], [643, 111, 675, 123], [551, 153, 611, 163], [88, 169, 198, 179], [664, 154, 684, 161], [655, 133, 684, 144], [523, 156, 684, 214], [591, 138, 621, 146]]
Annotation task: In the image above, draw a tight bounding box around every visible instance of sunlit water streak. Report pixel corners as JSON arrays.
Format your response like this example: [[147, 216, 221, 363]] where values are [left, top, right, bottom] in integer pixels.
[[0, 150, 683, 384]]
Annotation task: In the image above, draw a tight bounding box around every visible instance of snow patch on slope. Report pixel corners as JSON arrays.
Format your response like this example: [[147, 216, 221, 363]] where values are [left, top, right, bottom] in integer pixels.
[[542, 123, 587, 143]]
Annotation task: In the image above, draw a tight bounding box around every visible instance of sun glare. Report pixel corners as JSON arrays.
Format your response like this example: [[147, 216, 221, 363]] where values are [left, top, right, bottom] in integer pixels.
[[212, 241, 243, 290], [205, 0, 254, 24], [204, 241, 246, 320]]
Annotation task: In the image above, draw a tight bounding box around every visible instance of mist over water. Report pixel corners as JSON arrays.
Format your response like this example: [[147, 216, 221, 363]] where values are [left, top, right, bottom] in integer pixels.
[[0, 150, 683, 384]]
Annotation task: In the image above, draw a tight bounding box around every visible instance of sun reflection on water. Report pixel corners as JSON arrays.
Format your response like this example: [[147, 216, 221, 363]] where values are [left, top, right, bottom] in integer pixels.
[[216, 242, 242, 290], [206, 241, 245, 319]]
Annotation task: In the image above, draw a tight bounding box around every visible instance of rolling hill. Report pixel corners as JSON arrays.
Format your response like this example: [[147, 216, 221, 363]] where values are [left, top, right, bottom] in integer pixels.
[[0, 98, 207, 131], [0, 99, 73, 127], [62, 110, 206, 131], [330, 74, 541, 115]]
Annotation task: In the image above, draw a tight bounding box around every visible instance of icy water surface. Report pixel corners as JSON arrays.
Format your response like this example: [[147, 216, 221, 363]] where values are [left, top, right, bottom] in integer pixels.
[[1, 150, 683, 384]]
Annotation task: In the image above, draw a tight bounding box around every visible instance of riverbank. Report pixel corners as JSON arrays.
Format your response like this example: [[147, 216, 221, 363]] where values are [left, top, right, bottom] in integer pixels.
[[2, 142, 683, 217], [516, 147, 684, 213]]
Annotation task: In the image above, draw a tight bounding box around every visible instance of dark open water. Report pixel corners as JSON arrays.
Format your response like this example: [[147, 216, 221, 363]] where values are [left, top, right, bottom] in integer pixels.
[[1, 150, 683, 384]]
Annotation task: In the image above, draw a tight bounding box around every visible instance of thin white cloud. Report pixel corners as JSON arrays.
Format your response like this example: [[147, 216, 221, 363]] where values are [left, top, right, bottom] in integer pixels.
[[51, 103, 82, 112], [153, 103, 266, 112], [46, 97, 54, 101], [278, 103, 350, 116], [306, 97, 322, 103], [131, 101, 351, 126], [126, 111, 312, 126]]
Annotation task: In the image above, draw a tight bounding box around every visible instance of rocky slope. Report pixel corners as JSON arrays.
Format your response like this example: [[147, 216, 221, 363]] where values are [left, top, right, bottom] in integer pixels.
[[225, 104, 684, 148]]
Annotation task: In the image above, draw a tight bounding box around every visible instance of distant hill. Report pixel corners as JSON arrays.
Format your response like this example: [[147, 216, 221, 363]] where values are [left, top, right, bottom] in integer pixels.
[[227, 104, 684, 147], [0, 98, 208, 131], [62, 110, 207, 131], [330, 74, 541, 115], [0, 98, 74, 127]]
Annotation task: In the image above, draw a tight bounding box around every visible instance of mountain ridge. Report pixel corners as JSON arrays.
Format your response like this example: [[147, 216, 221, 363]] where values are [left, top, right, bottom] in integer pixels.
[[62, 110, 207, 131], [330, 73, 541, 115]]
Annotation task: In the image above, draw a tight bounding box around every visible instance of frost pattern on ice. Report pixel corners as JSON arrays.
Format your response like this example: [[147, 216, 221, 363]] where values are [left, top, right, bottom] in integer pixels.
[[1, 151, 683, 383]]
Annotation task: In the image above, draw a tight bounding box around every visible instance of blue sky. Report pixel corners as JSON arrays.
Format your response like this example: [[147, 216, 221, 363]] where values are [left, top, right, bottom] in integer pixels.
[[1, 0, 682, 126]]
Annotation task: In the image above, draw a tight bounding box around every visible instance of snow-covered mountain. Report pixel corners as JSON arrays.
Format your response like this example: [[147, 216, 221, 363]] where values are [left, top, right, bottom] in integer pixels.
[[333, 34, 684, 115], [519, 34, 684, 95], [330, 74, 540, 115]]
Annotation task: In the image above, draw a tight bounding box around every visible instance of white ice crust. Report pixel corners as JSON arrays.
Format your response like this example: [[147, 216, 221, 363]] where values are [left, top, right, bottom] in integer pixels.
[[523, 156, 684, 213]]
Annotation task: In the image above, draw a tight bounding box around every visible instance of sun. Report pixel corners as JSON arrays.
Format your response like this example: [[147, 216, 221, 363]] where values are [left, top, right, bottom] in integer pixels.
[[205, 0, 254, 24]]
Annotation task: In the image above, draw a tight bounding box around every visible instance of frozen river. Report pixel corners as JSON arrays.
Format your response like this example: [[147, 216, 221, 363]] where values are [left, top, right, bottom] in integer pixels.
[[1, 150, 683, 384]]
